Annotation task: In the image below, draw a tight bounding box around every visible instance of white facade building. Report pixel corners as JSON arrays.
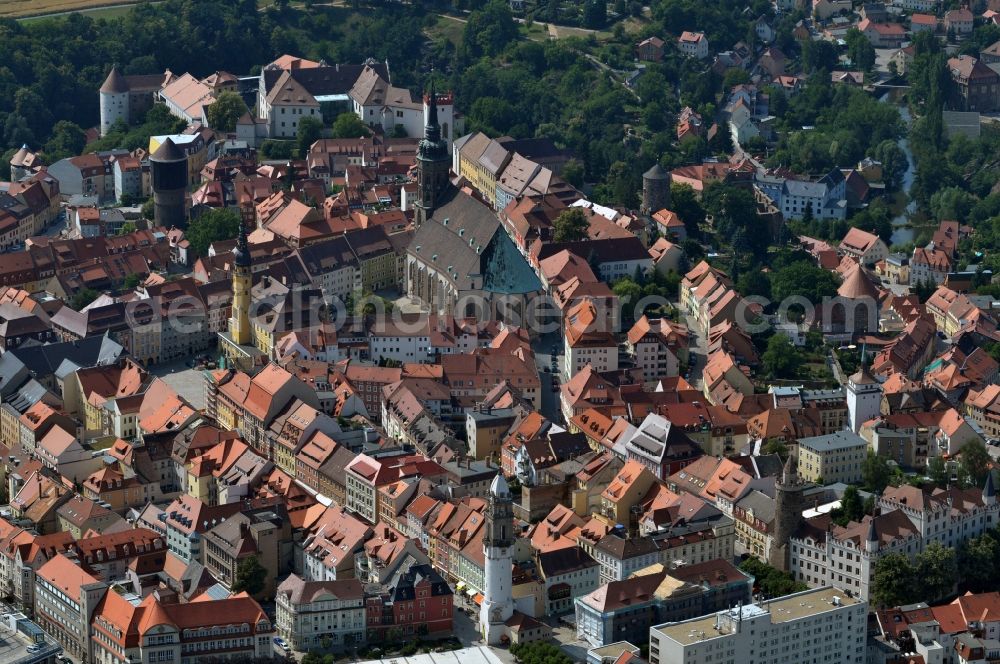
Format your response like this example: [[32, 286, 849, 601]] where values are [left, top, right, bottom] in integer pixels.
[[649, 587, 867, 664], [275, 574, 366, 652], [790, 479, 998, 602]]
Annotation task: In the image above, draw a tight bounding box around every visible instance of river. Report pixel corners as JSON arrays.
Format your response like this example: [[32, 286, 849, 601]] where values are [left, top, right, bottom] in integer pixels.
[[880, 91, 918, 246]]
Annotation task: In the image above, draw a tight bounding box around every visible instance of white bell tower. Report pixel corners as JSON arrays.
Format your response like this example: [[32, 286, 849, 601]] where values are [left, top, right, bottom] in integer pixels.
[[847, 348, 882, 433], [480, 474, 514, 644]]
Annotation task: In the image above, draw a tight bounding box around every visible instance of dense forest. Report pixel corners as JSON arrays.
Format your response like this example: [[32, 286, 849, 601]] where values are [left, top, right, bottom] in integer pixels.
[[0, 0, 428, 159]]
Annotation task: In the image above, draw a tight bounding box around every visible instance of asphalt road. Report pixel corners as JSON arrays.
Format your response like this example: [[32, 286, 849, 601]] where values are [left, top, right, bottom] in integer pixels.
[[683, 312, 707, 389]]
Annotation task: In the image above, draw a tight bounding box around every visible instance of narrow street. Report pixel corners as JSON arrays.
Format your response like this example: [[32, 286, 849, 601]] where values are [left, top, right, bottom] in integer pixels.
[[683, 312, 707, 389], [531, 328, 565, 424]]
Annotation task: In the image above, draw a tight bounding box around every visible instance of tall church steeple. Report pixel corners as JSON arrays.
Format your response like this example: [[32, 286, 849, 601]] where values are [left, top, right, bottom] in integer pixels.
[[480, 474, 514, 644], [414, 79, 450, 226], [229, 222, 252, 346]]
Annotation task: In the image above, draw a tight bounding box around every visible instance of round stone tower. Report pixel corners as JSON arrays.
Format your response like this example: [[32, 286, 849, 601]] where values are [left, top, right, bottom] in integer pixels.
[[769, 454, 804, 572], [150, 137, 188, 228], [99, 66, 130, 137], [641, 163, 671, 216]]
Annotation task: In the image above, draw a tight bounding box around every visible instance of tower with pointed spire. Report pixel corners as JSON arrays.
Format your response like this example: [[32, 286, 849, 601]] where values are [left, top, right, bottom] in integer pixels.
[[769, 454, 804, 572], [984, 471, 997, 508], [99, 64, 163, 137], [99, 65, 130, 137], [413, 82, 451, 226], [847, 345, 882, 433], [480, 474, 514, 644], [229, 222, 253, 347]]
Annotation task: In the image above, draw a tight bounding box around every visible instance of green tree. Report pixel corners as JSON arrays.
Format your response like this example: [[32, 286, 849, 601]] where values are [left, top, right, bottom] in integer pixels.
[[670, 183, 705, 235], [552, 207, 590, 242], [960, 531, 1000, 592], [43, 120, 86, 161], [118, 222, 137, 236], [206, 91, 248, 133], [862, 450, 893, 493], [762, 333, 802, 378], [762, 438, 789, 459], [231, 554, 268, 596], [913, 279, 937, 303], [737, 270, 772, 299], [703, 181, 764, 258], [186, 208, 242, 256], [915, 541, 958, 602], [510, 641, 573, 664], [563, 159, 585, 188], [871, 552, 916, 607], [834, 485, 865, 525], [802, 39, 838, 73], [141, 198, 155, 221], [928, 455, 949, 487], [123, 273, 142, 290], [929, 187, 977, 222], [723, 67, 751, 89], [738, 557, 808, 597], [70, 288, 100, 311], [463, 0, 519, 58], [612, 277, 642, 307], [845, 28, 876, 72], [960, 440, 991, 486], [583, 0, 607, 28], [769, 261, 839, 304], [296, 116, 325, 157], [331, 112, 369, 139], [260, 139, 295, 160], [870, 140, 908, 191]]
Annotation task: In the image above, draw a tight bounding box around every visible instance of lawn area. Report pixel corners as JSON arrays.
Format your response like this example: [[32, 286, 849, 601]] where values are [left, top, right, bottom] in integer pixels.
[[2, 0, 137, 19], [427, 14, 466, 46], [520, 20, 549, 41]]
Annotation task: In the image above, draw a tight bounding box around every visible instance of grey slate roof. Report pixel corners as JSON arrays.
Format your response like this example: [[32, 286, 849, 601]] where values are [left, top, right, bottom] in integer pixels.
[[736, 489, 775, 525], [410, 190, 541, 295], [797, 430, 867, 453], [0, 334, 123, 395], [478, 140, 512, 177]]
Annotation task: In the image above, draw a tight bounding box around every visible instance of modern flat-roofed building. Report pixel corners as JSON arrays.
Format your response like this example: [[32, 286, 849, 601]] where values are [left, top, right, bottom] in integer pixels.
[[648, 586, 867, 664]]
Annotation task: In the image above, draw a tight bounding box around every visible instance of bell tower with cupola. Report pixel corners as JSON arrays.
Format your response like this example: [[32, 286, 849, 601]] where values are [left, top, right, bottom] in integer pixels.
[[480, 474, 514, 644], [229, 222, 252, 346]]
